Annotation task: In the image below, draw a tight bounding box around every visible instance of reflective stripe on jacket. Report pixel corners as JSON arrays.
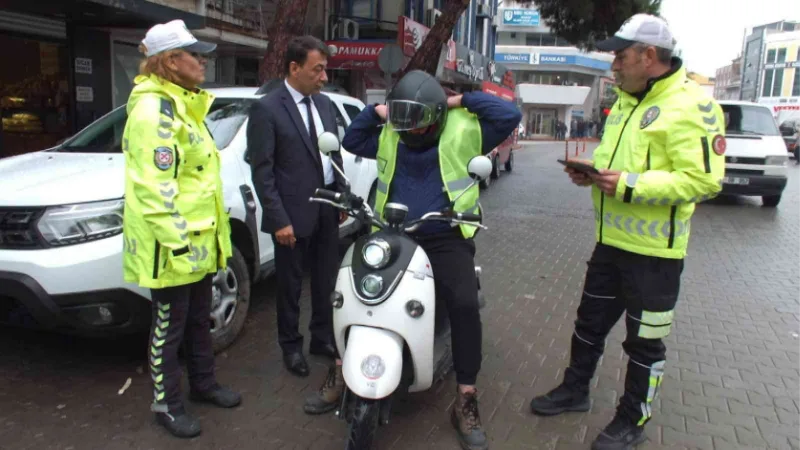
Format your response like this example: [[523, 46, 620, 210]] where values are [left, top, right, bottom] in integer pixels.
[[122, 74, 233, 289], [592, 61, 725, 259], [375, 107, 483, 238]]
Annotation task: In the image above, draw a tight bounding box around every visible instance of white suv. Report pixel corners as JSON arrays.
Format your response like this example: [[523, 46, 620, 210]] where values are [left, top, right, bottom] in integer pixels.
[[0, 88, 377, 352], [718, 101, 788, 207]]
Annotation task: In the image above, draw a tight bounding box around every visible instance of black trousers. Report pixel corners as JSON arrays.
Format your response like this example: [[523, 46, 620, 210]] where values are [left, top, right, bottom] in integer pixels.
[[273, 199, 339, 354], [415, 230, 483, 385], [149, 275, 216, 413], [564, 243, 683, 426]]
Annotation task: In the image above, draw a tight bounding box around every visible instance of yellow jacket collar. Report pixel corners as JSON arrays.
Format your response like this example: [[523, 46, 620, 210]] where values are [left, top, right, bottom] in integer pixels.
[[615, 57, 686, 106]]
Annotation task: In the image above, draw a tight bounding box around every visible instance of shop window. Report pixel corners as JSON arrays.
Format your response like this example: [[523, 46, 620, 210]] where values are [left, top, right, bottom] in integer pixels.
[[793, 70, 800, 97], [0, 34, 70, 158]]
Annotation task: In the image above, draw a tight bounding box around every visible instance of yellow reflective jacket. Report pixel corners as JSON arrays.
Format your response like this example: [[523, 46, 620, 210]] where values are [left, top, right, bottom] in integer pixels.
[[592, 62, 725, 259], [374, 108, 483, 238], [122, 74, 232, 289]]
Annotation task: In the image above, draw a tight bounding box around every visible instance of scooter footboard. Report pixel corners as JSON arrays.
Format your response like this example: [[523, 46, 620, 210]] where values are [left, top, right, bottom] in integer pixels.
[[342, 326, 404, 400]]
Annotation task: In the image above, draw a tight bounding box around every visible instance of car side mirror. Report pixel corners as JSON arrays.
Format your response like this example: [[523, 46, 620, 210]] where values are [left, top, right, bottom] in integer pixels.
[[467, 155, 493, 181], [318, 131, 340, 155]]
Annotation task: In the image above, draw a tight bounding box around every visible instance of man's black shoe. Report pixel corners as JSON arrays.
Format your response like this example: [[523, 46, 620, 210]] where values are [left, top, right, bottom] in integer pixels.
[[283, 351, 310, 377], [591, 415, 647, 450], [189, 384, 242, 408], [309, 340, 337, 359], [155, 409, 201, 439], [530, 382, 590, 416]]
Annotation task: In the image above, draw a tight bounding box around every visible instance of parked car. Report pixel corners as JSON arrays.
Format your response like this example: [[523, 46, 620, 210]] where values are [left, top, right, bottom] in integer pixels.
[[718, 101, 788, 207], [778, 118, 799, 160], [0, 87, 377, 352]]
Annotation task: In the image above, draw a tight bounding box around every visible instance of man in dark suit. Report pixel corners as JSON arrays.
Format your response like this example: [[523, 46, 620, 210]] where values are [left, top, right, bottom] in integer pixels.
[[247, 35, 345, 379]]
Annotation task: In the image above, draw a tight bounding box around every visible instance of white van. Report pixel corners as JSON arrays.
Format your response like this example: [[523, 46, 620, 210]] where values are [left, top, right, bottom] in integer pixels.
[[718, 101, 788, 207]]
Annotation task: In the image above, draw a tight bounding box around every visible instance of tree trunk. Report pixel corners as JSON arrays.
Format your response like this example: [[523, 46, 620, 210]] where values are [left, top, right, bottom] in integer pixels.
[[402, 0, 469, 76], [258, 0, 312, 84]]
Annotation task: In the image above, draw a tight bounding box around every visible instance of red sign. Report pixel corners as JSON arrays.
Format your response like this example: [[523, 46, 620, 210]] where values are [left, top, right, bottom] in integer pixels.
[[397, 17, 456, 70], [325, 41, 385, 69], [481, 81, 514, 102]]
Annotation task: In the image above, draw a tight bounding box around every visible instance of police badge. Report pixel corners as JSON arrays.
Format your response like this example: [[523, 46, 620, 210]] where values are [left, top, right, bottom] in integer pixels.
[[640, 106, 660, 129]]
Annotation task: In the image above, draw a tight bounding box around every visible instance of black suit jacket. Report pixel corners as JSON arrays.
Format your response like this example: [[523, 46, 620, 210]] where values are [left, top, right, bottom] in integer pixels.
[[247, 82, 346, 238]]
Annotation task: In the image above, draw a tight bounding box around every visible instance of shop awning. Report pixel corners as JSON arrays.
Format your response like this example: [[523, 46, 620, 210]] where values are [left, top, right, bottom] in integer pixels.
[[0, 0, 206, 29]]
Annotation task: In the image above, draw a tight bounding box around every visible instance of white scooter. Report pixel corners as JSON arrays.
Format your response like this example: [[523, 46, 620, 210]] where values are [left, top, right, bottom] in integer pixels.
[[309, 132, 493, 449]]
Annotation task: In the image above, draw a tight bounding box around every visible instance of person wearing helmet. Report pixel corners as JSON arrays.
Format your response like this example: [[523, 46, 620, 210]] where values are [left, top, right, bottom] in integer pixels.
[[308, 69, 520, 450]]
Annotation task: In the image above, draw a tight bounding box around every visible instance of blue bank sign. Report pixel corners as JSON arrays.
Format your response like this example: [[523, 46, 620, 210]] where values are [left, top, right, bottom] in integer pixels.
[[495, 53, 611, 71], [495, 53, 531, 64], [501, 9, 540, 26]]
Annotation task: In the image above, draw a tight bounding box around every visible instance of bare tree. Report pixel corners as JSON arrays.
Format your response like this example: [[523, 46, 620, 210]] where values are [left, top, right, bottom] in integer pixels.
[[258, 0, 312, 83]]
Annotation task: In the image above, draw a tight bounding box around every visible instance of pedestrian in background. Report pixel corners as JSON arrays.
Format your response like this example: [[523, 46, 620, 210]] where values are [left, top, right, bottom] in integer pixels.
[[529, 14, 725, 450], [122, 19, 241, 439]]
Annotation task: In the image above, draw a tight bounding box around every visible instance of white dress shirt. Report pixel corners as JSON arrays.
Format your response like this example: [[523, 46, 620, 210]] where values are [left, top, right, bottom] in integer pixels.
[[284, 80, 335, 185]]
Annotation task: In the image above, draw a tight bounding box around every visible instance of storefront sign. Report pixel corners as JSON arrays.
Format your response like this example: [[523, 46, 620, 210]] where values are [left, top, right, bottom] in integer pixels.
[[455, 45, 487, 82], [326, 42, 385, 69], [76, 86, 94, 103], [495, 53, 531, 64], [501, 9, 540, 26], [764, 61, 800, 69], [481, 81, 514, 101], [538, 54, 611, 71], [75, 58, 93, 75], [398, 16, 456, 70]]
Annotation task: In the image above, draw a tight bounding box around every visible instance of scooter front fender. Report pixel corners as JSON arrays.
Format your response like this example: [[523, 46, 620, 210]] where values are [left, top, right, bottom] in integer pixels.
[[342, 325, 404, 400]]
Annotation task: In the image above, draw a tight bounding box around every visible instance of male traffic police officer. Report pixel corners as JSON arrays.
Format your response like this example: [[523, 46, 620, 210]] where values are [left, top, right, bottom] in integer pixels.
[[529, 14, 725, 450]]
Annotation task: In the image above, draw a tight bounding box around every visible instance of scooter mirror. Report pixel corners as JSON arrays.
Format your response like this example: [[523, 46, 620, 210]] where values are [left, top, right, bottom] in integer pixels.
[[317, 131, 341, 155], [467, 155, 493, 181]]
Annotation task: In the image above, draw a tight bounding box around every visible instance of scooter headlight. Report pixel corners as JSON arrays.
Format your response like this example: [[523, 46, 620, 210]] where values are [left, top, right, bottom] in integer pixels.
[[360, 274, 384, 298], [361, 354, 385, 380], [362, 238, 391, 269]]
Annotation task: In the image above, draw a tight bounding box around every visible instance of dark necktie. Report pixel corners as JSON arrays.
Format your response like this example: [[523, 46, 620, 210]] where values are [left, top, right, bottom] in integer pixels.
[[301, 97, 319, 153]]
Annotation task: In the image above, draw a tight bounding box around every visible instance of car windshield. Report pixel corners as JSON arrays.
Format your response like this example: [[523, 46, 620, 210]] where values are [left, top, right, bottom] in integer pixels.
[[721, 104, 780, 136], [57, 98, 253, 153]]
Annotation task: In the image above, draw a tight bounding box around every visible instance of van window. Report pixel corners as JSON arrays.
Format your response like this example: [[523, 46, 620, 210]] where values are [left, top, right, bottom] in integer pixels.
[[333, 105, 347, 141], [721, 104, 780, 136], [343, 103, 363, 122]]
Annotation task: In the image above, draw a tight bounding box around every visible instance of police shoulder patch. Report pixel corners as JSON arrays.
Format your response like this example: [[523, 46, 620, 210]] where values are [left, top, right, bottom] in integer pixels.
[[711, 134, 726, 155], [154, 147, 174, 170], [640, 106, 660, 129]]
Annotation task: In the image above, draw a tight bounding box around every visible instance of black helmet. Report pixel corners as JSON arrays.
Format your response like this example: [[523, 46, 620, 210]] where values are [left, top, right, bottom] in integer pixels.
[[386, 70, 448, 149]]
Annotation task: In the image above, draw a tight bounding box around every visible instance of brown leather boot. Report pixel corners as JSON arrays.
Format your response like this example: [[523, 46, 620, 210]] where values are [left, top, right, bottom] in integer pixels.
[[450, 388, 489, 450], [303, 364, 344, 415]]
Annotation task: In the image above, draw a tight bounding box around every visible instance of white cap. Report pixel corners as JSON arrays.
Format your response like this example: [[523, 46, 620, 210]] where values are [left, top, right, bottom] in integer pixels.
[[141, 19, 216, 57], [596, 14, 676, 52]]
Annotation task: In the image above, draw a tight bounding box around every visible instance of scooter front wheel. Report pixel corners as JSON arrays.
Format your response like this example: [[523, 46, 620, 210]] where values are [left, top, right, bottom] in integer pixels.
[[346, 398, 380, 450]]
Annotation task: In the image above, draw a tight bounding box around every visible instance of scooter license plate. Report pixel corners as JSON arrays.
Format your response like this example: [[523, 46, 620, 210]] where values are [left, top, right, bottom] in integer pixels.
[[723, 176, 750, 185]]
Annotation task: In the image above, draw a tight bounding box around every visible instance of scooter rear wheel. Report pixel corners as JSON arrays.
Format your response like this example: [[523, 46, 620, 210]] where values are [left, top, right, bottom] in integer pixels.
[[346, 398, 380, 450]]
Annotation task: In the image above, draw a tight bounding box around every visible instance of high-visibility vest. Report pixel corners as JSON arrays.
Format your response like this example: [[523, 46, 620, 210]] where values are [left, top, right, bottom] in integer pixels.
[[122, 74, 233, 288], [374, 107, 483, 238], [592, 63, 725, 259]]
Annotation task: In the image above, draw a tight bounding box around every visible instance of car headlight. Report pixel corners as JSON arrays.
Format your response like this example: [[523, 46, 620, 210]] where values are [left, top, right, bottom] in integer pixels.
[[362, 238, 391, 269], [765, 155, 788, 166], [37, 199, 124, 246], [360, 354, 385, 380], [360, 274, 384, 298]]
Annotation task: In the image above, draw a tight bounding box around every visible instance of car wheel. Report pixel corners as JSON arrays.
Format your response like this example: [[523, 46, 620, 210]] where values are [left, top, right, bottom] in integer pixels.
[[504, 151, 514, 172], [762, 195, 781, 208], [210, 246, 250, 353]]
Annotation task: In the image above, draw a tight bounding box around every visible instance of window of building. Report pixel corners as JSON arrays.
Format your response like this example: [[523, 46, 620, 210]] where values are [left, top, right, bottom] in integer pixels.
[[766, 49, 776, 63], [793, 70, 800, 97], [525, 34, 540, 46], [777, 48, 787, 63], [762, 69, 774, 96], [772, 69, 784, 97]]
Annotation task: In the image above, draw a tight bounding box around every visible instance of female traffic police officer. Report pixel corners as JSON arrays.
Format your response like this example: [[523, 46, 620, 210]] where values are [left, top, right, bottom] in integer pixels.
[[122, 20, 241, 438]]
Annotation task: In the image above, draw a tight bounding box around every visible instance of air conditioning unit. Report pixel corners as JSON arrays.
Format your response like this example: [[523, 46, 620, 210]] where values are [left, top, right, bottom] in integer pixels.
[[426, 8, 442, 28], [331, 18, 359, 40]]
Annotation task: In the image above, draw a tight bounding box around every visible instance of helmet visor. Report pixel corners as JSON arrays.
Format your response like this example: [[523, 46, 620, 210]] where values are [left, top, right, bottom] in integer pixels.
[[387, 100, 438, 131]]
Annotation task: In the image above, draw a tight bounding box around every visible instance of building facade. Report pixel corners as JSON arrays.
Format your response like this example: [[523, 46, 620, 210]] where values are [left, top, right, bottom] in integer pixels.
[[740, 20, 798, 103], [491, 1, 612, 138], [323, 0, 516, 104], [0, 0, 282, 158], [714, 55, 742, 101], [757, 29, 800, 119]]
